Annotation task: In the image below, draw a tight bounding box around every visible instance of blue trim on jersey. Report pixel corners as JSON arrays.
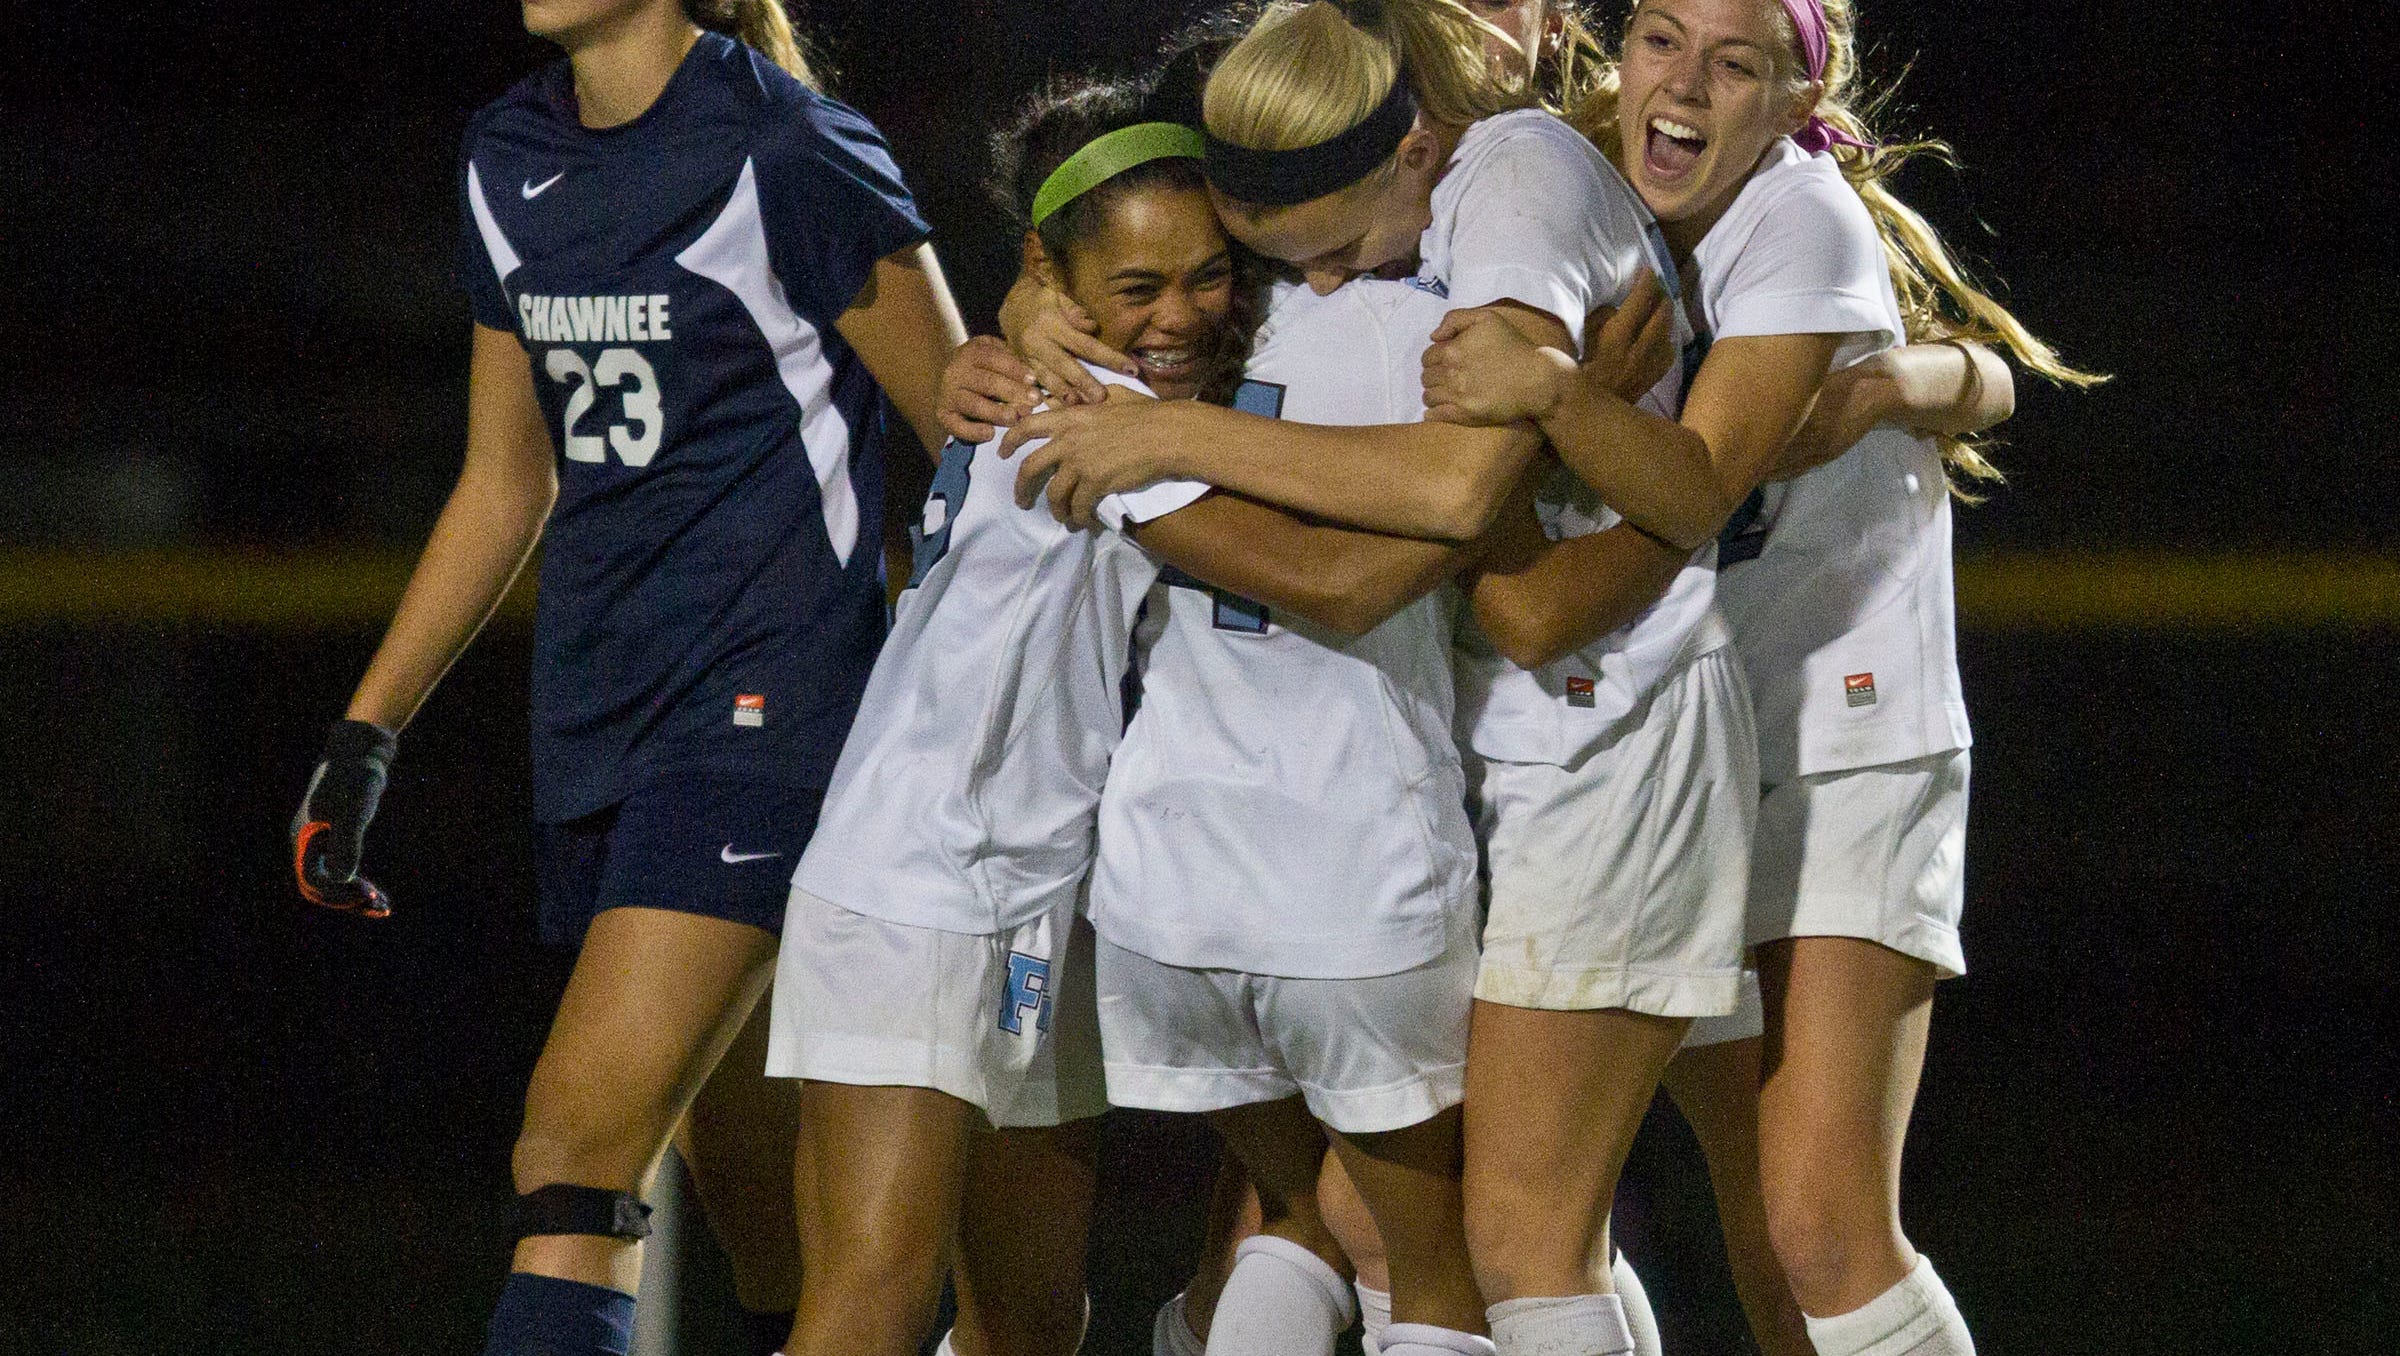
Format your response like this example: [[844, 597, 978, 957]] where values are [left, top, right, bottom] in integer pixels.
[[909, 438, 974, 588], [456, 33, 934, 820]]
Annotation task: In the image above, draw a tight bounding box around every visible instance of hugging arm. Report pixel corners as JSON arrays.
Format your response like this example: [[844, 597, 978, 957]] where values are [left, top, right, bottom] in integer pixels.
[[1132, 493, 1486, 637], [1772, 338, 2016, 480], [1465, 506, 1692, 671], [1009, 396, 1546, 542]]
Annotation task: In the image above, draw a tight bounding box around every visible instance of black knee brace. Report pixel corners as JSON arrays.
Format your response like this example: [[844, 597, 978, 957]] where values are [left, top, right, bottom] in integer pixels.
[[513, 1183, 654, 1242]]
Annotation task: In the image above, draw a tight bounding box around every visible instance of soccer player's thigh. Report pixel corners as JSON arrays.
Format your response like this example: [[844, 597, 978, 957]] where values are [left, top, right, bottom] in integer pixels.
[[514, 776, 813, 1197]]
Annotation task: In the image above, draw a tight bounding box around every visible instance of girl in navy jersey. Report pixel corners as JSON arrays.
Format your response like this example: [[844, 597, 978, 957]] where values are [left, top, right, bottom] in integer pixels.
[[286, 4, 963, 1355]]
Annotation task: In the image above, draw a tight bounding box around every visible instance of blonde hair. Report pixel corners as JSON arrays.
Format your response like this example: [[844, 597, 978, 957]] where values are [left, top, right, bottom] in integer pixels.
[[1541, 4, 1611, 115], [1203, 0, 1538, 154], [1573, 0, 2104, 491], [687, 0, 825, 90]]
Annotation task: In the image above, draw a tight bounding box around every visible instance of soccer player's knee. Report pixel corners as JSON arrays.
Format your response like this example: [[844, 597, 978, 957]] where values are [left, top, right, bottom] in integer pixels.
[[509, 1118, 650, 1194], [1761, 1187, 1881, 1300], [1464, 1194, 1585, 1295]]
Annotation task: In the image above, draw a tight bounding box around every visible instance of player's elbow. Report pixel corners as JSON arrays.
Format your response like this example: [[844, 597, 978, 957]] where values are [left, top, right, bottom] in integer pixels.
[[1477, 594, 1577, 670], [1423, 468, 1511, 542]]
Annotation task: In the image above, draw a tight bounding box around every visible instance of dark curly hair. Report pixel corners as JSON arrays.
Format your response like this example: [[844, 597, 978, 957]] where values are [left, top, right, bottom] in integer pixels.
[[986, 74, 1266, 405]]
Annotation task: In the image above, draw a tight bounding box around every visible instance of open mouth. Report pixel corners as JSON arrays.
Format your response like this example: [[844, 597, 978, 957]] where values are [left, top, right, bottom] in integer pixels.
[[1644, 116, 1708, 179]]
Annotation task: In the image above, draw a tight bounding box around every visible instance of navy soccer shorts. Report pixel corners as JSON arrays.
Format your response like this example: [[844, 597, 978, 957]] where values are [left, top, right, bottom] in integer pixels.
[[532, 776, 825, 948]]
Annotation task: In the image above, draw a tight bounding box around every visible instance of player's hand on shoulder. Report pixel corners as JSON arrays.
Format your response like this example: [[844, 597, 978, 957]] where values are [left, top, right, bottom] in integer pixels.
[[290, 719, 398, 920], [1003, 386, 1169, 527], [1424, 305, 1573, 427], [1583, 271, 1677, 405], [939, 336, 1041, 444]]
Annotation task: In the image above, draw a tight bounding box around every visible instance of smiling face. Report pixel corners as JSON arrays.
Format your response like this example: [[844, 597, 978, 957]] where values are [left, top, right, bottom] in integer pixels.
[[1209, 126, 1445, 295], [1614, 0, 1816, 245], [1043, 184, 1238, 400]]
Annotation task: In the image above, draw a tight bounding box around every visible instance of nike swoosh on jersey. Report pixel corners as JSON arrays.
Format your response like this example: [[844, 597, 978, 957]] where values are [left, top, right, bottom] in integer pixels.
[[522, 172, 565, 199], [720, 845, 782, 864]]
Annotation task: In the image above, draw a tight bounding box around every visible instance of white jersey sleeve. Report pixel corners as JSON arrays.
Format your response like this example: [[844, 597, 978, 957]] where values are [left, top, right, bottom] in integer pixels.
[[1701, 140, 1971, 782], [1418, 110, 1650, 350], [792, 365, 1206, 934], [1088, 281, 1478, 980], [1692, 138, 1901, 353]]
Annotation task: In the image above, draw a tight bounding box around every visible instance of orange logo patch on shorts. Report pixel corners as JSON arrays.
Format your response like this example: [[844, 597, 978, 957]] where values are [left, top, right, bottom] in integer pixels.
[[1844, 672, 1877, 708], [733, 692, 766, 727]]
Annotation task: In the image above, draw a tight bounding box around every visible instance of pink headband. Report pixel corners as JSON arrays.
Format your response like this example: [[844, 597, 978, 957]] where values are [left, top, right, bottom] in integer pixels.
[[1776, 0, 1875, 155]]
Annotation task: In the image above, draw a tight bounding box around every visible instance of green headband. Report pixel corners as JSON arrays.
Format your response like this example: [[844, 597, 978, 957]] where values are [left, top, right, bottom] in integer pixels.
[[1029, 122, 1206, 230]]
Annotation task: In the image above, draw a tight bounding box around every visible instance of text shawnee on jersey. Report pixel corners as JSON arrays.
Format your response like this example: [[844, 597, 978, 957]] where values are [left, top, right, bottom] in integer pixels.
[[456, 32, 930, 820]]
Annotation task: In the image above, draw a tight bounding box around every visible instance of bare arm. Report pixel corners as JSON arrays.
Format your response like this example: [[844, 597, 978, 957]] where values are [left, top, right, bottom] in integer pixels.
[[1771, 339, 2015, 480], [1466, 509, 1691, 670], [1005, 393, 1545, 542], [1421, 300, 1727, 548], [835, 242, 969, 464], [834, 242, 970, 600], [344, 324, 558, 730], [1132, 493, 1481, 637]]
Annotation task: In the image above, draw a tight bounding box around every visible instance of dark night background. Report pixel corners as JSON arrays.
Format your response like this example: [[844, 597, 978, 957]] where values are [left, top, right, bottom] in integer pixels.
[[2, 3, 2391, 1353]]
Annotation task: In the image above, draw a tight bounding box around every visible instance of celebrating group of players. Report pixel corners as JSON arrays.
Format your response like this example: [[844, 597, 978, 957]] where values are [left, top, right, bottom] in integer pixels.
[[287, 2, 2095, 1354]]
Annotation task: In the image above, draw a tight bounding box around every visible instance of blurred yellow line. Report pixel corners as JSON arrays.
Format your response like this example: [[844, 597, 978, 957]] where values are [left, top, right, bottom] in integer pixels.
[[0, 549, 537, 627], [1954, 550, 2400, 629], [0, 548, 2394, 630]]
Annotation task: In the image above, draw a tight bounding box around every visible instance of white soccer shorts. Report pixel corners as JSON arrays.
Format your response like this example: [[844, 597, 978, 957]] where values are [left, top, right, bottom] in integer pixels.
[[1093, 922, 1475, 1135], [1747, 747, 1970, 977], [764, 886, 1108, 1128], [1470, 646, 1757, 1016]]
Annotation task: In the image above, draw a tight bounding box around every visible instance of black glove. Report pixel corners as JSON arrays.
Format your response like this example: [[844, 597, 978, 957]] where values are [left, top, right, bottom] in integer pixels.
[[291, 719, 397, 919]]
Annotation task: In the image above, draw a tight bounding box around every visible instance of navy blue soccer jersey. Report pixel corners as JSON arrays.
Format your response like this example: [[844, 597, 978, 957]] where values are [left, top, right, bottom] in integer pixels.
[[454, 33, 931, 821]]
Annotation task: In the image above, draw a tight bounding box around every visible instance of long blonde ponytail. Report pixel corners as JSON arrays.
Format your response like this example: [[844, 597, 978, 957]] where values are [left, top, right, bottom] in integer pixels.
[[1575, 0, 2104, 490], [686, 0, 825, 91]]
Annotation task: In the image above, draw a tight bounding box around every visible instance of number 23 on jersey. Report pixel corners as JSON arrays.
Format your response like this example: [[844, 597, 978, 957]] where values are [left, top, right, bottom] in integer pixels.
[[544, 347, 663, 467]]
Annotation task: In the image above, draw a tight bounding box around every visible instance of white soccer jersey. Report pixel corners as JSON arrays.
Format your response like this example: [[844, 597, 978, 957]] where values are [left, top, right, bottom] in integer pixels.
[[1430, 129, 1732, 768], [791, 366, 1208, 935], [1086, 279, 1477, 981], [1418, 108, 1648, 352], [1700, 138, 1972, 784]]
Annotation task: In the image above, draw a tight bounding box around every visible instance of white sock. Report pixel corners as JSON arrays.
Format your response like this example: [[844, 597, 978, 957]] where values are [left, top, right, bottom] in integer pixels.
[[1802, 1256, 1974, 1356], [934, 1336, 959, 1356], [1488, 1293, 1634, 1356], [1356, 1282, 1393, 1356], [1610, 1252, 1661, 1356], [1203, 1235, 1356, 1356], [1381, 1324, 1498, 1356], [1153, 1291, 1208, 1356]]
